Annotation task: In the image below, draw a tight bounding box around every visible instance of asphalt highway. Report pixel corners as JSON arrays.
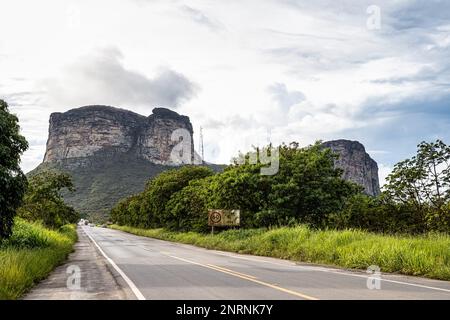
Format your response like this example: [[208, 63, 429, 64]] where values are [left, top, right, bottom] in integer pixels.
[[83, 226, 450, 300]]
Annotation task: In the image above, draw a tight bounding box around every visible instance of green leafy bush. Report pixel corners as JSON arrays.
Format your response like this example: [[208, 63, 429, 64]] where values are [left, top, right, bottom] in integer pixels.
[[111, 139, 450, 235], [0, 219, 77, 299], [0, 100, 28, 239], [111, 165, 214, 228], [110, 142, 361, 231], [166, 178, 212, 232], [17, 171, 79, 229]]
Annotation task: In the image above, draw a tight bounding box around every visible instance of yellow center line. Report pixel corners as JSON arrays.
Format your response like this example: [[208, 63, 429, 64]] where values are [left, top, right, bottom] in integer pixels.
[[206, 264, 258, 279], [160, 252, 319, 300]]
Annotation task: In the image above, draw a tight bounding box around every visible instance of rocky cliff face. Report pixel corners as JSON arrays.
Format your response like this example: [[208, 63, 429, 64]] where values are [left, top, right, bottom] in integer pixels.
[[322, 140, 380, 196], [39, 106, 380, 219], [43, 105, 194, 166]]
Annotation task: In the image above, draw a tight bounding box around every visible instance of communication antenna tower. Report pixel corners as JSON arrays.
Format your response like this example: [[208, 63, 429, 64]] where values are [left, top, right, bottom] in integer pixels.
[[199, 126, 204, 162], [267, 128, 272, 145]]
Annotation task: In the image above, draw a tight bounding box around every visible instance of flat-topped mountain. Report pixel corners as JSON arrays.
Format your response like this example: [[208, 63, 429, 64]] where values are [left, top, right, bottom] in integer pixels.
[[31, 105, 205, 221], [44, 105, 194, 166], [322, 139, 380, 196], [31, 105, 380, 221]]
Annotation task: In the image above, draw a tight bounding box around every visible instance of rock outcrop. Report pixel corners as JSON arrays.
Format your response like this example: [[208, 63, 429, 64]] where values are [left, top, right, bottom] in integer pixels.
[[43, 105, 194, 166], [37, 106, 381, 220], [322, 139, 380, 196], [35, 105, 217, 221]]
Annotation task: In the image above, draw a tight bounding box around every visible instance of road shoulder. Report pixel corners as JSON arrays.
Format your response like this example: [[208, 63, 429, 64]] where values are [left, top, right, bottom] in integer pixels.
[[24, 226, 134, 300]]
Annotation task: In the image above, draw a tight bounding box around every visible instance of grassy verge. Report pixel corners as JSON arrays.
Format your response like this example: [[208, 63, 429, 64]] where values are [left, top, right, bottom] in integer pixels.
[[0, 219, 77, 299], [110, 224, 450, 281]]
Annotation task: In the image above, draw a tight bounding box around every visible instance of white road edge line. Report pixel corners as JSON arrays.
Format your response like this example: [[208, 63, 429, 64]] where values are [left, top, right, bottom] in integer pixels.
[[214, 252, 450, 294], [84, 228, 146, 300], [111, 227, 450, 295]]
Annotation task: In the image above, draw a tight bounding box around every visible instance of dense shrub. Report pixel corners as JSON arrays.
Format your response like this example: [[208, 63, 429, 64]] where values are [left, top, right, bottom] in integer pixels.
[[17, 171, 79, 229], [111, 165, 214, 228], [0, 100, 28, 239], [165, 178, 212, 232], [207, 164, 270, 228], [143, 165, 213, 227], [110, 194, 148, 228], [328, 194, 428, 234], [383, 140, 450, 232], [110, 142, 361, 231], [0, 219, 77, 299], [261, 142, 361, 227], [110, 139, 450, 234]]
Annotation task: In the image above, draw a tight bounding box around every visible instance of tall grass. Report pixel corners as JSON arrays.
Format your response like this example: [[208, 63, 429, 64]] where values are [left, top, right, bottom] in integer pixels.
[[111, 224, 450, 281], [0, 219, 77, 300]]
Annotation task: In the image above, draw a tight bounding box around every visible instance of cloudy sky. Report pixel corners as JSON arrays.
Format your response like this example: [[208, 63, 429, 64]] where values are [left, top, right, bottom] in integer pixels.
[[1, 0, 449, 186]]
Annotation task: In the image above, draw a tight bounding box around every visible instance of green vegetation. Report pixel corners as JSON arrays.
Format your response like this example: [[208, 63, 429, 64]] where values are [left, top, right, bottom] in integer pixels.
[[0, 219, 77, 299], [0, 100, 28, 239], [332, 140, 450, 234], [142, 165, 214, 228], [0, 99, 79, 299], [110, 139, 450, 280], [111, 139, 450, 235], [384, 140, 450, 232], [111, 142, 361, 231], [30, 155, 224, 223], [111, 224, 450, 281], [18, 171, 79, 228]]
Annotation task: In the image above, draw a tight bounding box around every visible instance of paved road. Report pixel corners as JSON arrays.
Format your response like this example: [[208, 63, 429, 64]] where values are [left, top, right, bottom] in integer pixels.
[[25, 227, 132, 300], [83, 226, 450, 300]]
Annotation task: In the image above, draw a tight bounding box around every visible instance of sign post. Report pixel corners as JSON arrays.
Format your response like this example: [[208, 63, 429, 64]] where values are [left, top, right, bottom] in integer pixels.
[[208, 209, 240, 235]]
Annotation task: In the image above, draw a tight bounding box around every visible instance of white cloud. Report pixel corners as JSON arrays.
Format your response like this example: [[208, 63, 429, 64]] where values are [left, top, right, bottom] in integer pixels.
[[0, 0, 449, 176], [378, 163, 393, 188], [267, 83, 306, 111], [40, 47, 198, 110], [179, 5, 225, 32]]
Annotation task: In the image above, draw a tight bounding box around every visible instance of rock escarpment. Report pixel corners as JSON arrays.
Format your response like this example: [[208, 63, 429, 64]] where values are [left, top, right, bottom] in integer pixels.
[[322, 139, 380, 196], [36, 105, 381, 220], [34, 105, 199, 221], [43, 105, 194, 166]]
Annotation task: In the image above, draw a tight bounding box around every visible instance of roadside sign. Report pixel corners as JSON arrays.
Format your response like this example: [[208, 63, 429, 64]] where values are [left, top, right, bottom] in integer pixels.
[[208, 209, 240, 227]]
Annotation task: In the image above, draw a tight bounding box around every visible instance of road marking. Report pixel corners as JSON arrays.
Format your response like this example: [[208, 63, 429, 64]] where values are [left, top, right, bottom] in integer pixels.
[[206, 264, 258, 279], [161, 253, 319, 300], [116, 229, 450, 295], [214, 252, 450, 294], [84, 228, 146, 300]]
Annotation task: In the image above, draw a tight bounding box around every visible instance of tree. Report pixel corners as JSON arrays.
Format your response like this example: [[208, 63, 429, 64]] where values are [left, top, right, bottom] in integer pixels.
[[261, 142, 361, 227], [329, 193, 427, 234], [110, 142, 361, 231], [0, 100, 28, 239], [110, 196, 134, 226], [135, 165, 213, 227], [165, 178, 212, 232], [206, 142, 360, 228], [384, 140, 450, 231], [17, 170, 79, 228]]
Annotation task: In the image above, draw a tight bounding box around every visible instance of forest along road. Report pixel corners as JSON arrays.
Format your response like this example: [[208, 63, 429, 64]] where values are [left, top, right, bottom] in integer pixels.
[[83, 226, 450, 300]]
